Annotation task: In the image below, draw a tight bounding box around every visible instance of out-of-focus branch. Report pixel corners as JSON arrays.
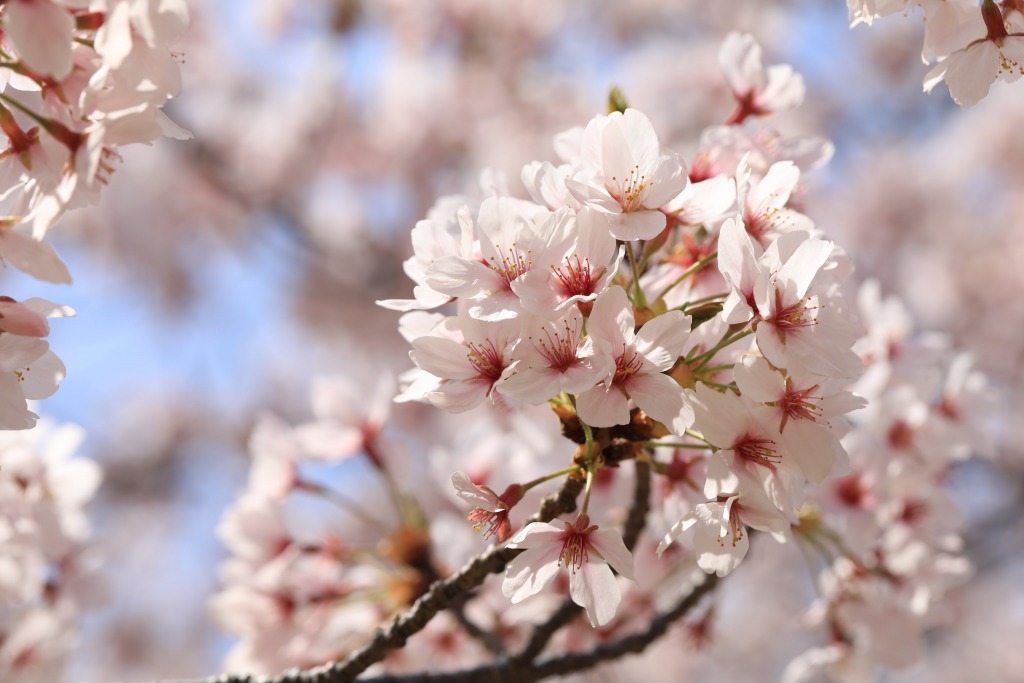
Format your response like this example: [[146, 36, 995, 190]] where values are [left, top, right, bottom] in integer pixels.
[[158, 475, 585, 683]]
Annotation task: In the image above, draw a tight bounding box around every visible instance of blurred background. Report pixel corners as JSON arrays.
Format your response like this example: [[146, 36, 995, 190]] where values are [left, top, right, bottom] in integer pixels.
[[12, 0, 1023, 680]]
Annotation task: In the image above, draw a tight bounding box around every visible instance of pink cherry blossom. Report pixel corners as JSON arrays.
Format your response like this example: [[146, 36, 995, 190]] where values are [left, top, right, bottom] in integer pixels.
[[719, 32, 805, 124], [575, 286, 694, 435], [566, 109, 687, 241], [451, 471, 524, 542], [503, 514, 634, 627]]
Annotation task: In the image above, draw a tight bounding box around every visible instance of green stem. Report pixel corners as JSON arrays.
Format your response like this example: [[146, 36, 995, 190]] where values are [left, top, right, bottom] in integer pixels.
[[692, 328, 753, 373], [641, 441, 712, 449], [523, 465, 583, 492], [699, 379, 738, 393], [625, 241, 647, 308], [682, 293, 729, 310], [580, 465, 596, 516], [684, 428, 711, 445], [656, 250, 718, 303]]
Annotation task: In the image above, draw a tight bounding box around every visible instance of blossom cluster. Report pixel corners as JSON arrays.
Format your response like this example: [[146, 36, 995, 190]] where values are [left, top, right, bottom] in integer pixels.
[[0, 418, 102, 683], [387, 32, 864, 612], [0, 0, 189, 427], [212, 31, 994, 681], [782, 280, 989, 681], [848, 0, 1024, 106]]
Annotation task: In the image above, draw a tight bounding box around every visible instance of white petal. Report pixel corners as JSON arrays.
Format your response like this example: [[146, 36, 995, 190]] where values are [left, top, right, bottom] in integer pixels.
[[625, 372, 693, 435], [588, 528, 635, 581], [576, 383, 630, 428], [570, 560, 620, 626]]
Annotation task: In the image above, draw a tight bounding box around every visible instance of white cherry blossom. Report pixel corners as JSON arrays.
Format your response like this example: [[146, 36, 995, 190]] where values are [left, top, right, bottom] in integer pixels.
[[503, 514, 634, 627]]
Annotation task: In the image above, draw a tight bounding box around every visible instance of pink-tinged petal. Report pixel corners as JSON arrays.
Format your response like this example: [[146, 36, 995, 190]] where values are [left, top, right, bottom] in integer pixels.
[[427, 379, 490, 413], [501, 367, 561, 405], [0, 228, 71, 284], [0, 335, 48, 372], [738, 498, 792, 536], [565, 177, 620, 214], [0, 299, 49, 337], [410, 337, 476, 380], [522, 161, 572, 210], [634, 311, 690, 371], [693, 502, 748, 577], [749, 161, 799, 216], [619, 109, 660, 171], [0, 371, 37, 430], [759, 64, 804, 112], [782, 420, 837, 483], [625, 372, 693, 435], [467, 290, 521, 321], [512, 268, 562, 316], [6, 0, 74, 79], [559, 361, 608, 395], [588, 528, 635, 581], [425, 257, 496, 298], [575, 207, 618, 264], [600, 113, 638, 178], [587, 286, 632, 350], [665, 174, 736, 224], [502, 544, 562, 603], [657, 512, 697, 555], [576, 382, 630, 428], [506, 521, 564, 547], [644, 154, 688, 208], [21, 298, 74, 320], [606, 209, 666, 241], [733, 355, 784, 404], [570, 560, 620, 627], [704, 452, 741, 501], [94, 0, 133, 68], [717, 217, 762, 322], [754, 324, 787, 371], [16, 349, 64, 400], [689, 384, 744, 449], [775, 237, 833, 300], [936, 43, 1000, 107], [451, 471, 501, 511], [719, 32, 761, 95]]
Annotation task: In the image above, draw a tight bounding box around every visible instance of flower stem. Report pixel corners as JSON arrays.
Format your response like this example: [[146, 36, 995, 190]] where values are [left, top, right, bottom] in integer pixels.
[[523, 465, 584, 492], [656, 250, 718, 303], [625, 240, 648, 308]]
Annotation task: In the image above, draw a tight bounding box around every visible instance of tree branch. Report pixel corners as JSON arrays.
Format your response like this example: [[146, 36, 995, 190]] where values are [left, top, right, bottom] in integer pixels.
[[358, 572, 720, 683], [159, 475, 585, 683]]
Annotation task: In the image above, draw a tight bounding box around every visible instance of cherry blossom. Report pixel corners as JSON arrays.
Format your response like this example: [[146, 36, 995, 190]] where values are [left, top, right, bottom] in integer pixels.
[[503, 514, 634, 627], [575, 286, 694, 434], [719, 32, 806, 123], [566, 109, 687, 241]]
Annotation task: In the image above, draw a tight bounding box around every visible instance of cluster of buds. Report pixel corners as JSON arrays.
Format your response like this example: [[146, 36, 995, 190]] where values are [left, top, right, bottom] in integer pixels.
[[849, 0, 1024, 106], [0, 0, 189, 427]]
